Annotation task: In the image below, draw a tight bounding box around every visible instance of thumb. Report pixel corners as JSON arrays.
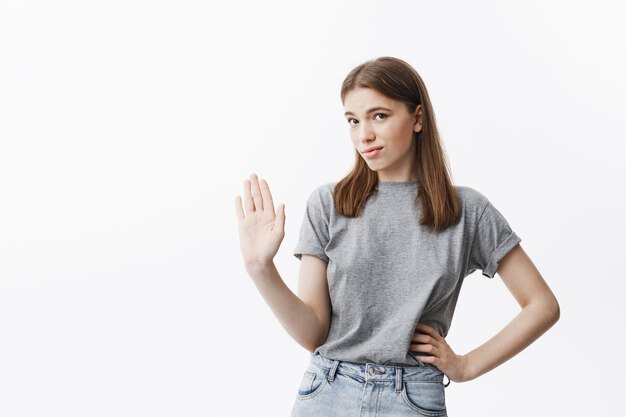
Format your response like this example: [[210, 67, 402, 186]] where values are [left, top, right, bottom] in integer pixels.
[[276, 203, 286, 230]]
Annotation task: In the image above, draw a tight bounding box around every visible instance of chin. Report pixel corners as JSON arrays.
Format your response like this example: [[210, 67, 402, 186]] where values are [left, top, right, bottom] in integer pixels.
[[367, 163, 385, 171]]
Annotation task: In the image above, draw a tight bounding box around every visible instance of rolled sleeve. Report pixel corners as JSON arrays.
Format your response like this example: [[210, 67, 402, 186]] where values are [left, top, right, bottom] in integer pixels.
[[469, 201, 522, 278], [293, 187, 330, 264]]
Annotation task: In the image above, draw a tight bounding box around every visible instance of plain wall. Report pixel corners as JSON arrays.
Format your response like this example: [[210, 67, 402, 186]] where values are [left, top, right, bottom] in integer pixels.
[[1, 0, 624, 415]]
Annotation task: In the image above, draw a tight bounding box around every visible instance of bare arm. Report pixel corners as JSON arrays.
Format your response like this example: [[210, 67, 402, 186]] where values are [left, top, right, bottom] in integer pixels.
[[235, 173, 329, 352], [410, 244, 560, 382], [247, 258, 329, 353], [463, 244, 560, 380]]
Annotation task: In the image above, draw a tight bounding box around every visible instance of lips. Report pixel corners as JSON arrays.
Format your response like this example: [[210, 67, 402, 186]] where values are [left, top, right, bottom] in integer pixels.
[[363, 147, 382, 159], [362, 146, 383, 154]]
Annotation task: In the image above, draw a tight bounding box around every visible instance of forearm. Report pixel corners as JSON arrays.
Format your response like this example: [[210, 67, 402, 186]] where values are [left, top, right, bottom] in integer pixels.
[[464, 299, 560, 380], [246, 261, 326, 352]]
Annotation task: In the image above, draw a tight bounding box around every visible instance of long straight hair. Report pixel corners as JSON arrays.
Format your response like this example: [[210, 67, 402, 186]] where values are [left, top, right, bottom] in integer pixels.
[[334, 56, 461, 232]]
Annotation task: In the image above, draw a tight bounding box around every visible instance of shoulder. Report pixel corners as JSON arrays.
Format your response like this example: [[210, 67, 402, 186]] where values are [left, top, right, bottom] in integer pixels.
[[305, 181, 338, 210], [454, 185, 491, 217], [310, 181, 338, 200], [455, 185, 518, 230]]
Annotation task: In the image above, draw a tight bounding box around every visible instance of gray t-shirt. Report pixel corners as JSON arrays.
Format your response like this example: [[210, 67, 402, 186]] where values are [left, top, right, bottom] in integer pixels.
[[293, 179, 522, 366]]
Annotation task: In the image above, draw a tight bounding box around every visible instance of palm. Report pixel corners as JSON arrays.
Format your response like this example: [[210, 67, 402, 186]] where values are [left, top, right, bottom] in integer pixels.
[[235, 173, 285, 268]]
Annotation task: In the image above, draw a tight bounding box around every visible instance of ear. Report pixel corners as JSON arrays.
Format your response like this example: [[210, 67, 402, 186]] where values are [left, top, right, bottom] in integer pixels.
[[413, 105, 423, 133]]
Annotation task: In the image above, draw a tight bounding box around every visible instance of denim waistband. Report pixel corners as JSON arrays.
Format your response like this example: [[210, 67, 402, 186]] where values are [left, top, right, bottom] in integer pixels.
[[308, 351, 447, 385]]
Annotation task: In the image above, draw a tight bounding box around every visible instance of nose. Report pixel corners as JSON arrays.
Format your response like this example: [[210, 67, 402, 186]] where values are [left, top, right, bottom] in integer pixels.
[[358, 121, 375, 143]]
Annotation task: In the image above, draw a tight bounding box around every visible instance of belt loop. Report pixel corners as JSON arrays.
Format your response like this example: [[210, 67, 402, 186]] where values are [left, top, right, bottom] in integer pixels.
[[328, 359, 340, 382], [395, 366, 402, 392]]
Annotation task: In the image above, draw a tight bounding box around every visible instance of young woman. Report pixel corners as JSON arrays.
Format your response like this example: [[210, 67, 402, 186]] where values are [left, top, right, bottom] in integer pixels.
[[235, 56, 560, 416]]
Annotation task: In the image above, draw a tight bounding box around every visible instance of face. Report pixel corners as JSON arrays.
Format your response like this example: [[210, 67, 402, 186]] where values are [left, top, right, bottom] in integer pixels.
[[344, 87, 423, 182]]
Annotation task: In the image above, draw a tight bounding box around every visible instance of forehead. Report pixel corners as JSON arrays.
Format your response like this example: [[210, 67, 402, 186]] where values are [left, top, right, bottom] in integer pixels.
[[344, 87, 401, 114]]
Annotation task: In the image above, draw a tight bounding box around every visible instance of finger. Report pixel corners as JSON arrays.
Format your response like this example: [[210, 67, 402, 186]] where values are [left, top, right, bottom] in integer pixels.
[[410, 342, 439, 356], [250, 173, 264, 212], [235, 196, 245, 222], [416, 355, 435, 365], [243, 178, 255, 214], [276, 203, 285, 231], [415, 322, 434, 330], [259, 178, 275, 215], [415, 323, 442, 340], [410, 333, 432, 344]]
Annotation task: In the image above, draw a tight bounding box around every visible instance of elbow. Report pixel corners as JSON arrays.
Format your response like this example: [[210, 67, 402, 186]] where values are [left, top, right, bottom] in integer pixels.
[[308, 333, 327, 354], [542, 296, 560, 326], [526, 295, 560, 326], [302, 331, 326, 354], [304, 342, 322, 354], [301, 339, 318, 353], [550, 299, 560, 324]]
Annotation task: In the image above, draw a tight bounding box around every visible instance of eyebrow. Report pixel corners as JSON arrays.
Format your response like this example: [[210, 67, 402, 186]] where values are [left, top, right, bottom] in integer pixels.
[[344, 106, 393, 117]]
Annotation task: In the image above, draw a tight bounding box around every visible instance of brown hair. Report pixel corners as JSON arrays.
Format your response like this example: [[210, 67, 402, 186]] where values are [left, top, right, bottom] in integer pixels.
[[334, 56, 461, 232]]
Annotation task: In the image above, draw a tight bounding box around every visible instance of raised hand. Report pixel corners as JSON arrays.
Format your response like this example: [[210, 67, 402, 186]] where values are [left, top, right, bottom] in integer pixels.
[[410, 323, 472, 382], [234, 173, 286, 270]]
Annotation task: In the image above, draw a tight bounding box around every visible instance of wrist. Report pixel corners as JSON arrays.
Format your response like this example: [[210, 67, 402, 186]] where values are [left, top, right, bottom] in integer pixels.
[[460, 353, 475, 382], [246, 259, 275, 276]]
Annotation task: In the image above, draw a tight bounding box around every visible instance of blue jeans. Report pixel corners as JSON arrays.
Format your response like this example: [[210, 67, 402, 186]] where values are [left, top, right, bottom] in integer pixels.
[[290, 351, 449, 416]]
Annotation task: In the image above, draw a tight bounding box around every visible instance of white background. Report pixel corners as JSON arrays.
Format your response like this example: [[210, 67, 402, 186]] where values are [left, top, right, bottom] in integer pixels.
[[1, 0, 625, 415]]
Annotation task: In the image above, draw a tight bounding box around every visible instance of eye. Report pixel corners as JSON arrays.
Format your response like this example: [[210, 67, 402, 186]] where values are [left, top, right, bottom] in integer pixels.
[[347, 118, 358, 126], [374, 113, 387, 120]]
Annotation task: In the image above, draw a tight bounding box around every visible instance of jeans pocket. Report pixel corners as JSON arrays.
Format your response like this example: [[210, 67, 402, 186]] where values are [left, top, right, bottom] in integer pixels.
[[401, 381, 447, 416], [296, 363, 329, 400]]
